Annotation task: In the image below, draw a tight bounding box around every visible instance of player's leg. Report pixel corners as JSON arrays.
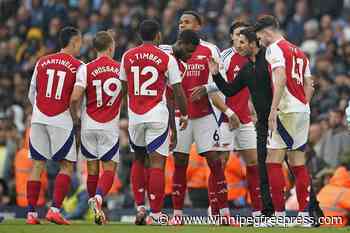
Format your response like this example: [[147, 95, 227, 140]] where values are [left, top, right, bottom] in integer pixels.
[[26, 123, 50, 224], [88, 130, 119, 225], [144, 122, 170, 224], [172, 117, 192, 217], [129, 123, 148, 224], [235, 123, 262, 217], [46, 126, 77, 225], [194, 115, 229, 217], [266, 113, 293, 219], [287, 112, 311, 223], [209, 123, 232, 216], [81, 130, 100, 198]]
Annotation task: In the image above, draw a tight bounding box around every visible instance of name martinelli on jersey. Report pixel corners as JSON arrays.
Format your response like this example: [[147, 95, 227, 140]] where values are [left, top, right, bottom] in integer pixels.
[[41, 58, 77, 73], [128, 52, 162, 65], [91, 66, 119, 77]]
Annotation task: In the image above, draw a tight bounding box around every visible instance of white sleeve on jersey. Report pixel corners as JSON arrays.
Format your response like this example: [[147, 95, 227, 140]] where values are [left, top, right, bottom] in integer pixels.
[[28, 62, 38, 105], [166, 55, 182, 85], [304, 58, 312, 78], [75, 64, 87, 88], [119, 55, 127, 82], [266, 43, 285, 69]]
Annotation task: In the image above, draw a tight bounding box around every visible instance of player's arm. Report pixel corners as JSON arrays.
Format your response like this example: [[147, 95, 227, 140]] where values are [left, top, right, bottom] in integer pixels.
[[167, 55, 188, 130], [70, 64, 86, 127], [166, 88, 177, 150], [119, 56, 128, 116], [303, 59, 314, 103], [266, 46, 286, 131], [28, 62, 39, 107], [209, 58, 247, 97]]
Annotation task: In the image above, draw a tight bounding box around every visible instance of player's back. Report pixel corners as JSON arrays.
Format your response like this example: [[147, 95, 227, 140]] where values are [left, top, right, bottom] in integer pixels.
[[31, 52, 82, 128], [267, 39, 311, 113], [121, 43, 175, 124], [82, 56, 122, 130]]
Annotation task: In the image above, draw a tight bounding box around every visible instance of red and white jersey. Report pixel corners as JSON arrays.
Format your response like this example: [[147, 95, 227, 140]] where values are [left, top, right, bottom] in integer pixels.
[[75, 56, 122, 131], [28, 52, 82, 129], [119, 43, 181, 124], [221, 48, 251, 124], [266, 38, 311, 113], [159, 44, 186, 118], [182, 40, 221, 119]]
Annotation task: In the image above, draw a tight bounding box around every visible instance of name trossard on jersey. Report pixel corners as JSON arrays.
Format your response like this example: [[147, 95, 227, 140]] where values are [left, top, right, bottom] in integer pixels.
[[75, 56, 122, 131]]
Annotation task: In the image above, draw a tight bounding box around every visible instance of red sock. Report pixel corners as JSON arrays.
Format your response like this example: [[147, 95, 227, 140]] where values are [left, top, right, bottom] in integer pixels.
[[148, 168, 165, 213], [267, 163, 285, 211], [172, 163, 187, 211], [207, 159, 228, 210], [208, 173, 220, 215], [27, 180, 41, 212], [131, 160, 146, 206], [96, 170, 115, 197], [291, 165, 310, 211], [247, 165, 262, 211], [53, 174, 71, 209], [87, 174, 99, 198]]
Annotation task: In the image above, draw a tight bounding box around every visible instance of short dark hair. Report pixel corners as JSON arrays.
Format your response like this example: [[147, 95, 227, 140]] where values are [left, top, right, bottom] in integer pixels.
[[182, 11, 202, 25], [59, 26, 80, 48], [139, 19, 160, 41], [254, 15, 279, 32], [239, 27, 259, 45], [177, 30, 200, 46], [93, 31, 114, 52], [229, 20, 250, 34]]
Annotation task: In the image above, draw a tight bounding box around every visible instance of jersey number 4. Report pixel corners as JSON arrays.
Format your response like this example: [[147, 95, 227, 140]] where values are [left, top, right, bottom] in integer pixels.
[[131, 66, 158, 96], [291, 56, 304, 85], [46, 69, 66, 100], [93, 78, 121, 108]]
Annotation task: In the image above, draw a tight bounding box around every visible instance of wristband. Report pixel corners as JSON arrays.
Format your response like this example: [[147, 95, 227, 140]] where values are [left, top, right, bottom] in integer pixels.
[[224, 108, 235, 118]]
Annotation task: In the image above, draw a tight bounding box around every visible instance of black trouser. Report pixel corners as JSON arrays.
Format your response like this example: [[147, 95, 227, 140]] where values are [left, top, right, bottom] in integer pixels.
[[255, 116, 274, 216]]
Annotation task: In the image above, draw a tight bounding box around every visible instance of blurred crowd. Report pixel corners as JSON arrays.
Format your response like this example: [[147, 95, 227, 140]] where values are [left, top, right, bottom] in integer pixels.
[[0, 0, 350, 219]]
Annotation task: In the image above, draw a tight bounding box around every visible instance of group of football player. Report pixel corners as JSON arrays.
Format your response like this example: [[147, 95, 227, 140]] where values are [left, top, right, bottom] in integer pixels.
[[25, 10, 314, 227]]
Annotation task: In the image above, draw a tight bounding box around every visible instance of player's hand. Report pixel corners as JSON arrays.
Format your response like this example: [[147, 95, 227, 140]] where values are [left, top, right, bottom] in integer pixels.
[[208, 57, 219, 75], [190, 86, 207, 102], [268, 108, 278, 134], [170, 129, 177, 151], [179, 115, 188, 130], [228, 113, 240, 131]]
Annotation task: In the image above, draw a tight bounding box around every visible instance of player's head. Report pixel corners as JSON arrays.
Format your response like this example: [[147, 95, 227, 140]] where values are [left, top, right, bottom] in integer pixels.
[[59, 26, 82, 56], [173, 29, 200, 61], [139, 19, 162, 45], [254, 15, 280, 47], [236, 27, 259, 57], [179, 11, 202, 32], [229, 20, 250, 49], [93, 31, 115, 58]]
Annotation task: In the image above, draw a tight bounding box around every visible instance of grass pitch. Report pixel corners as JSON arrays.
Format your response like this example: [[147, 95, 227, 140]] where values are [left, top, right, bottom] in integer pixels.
[[0, 219, 349, 233]]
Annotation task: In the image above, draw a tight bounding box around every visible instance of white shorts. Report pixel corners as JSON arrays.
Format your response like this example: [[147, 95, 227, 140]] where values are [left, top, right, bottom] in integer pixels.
[[173, 114, 217, 154], [213, 122, 257, 151], [129, 122, 170, 156], [81, 129, 119, 162], [267, 112, 310, 151], [29, 123, 77, 162]]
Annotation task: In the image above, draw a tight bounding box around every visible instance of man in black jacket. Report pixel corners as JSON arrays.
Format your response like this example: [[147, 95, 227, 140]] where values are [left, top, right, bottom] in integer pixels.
[[192, 27, 275, 217]]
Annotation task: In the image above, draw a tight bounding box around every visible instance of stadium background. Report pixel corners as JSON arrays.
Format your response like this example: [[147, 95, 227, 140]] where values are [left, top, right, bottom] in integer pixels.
[[0, 0, 349, 224]]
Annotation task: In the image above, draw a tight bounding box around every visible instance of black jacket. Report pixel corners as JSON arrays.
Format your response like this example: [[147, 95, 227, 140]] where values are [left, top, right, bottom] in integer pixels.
[[213, 48, 273, 120]]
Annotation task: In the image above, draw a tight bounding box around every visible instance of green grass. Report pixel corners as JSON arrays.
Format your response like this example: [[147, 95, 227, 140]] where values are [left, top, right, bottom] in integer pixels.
[[0, 220, 349, 233]]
